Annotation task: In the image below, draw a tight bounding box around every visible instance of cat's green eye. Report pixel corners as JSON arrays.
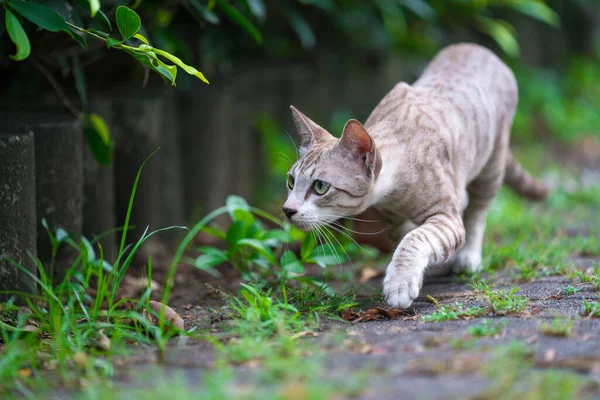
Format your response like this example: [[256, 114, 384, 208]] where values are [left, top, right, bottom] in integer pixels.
[[287, 175, 295, 190], [313, 180, 330, 195]]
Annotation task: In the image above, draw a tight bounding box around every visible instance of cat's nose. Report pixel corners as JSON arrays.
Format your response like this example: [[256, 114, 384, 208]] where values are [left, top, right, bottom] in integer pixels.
[[283, 207, 297, 220]]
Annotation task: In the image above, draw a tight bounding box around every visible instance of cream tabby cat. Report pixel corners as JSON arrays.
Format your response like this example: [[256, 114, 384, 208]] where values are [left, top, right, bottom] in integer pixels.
[[283, 43, 548, 308]]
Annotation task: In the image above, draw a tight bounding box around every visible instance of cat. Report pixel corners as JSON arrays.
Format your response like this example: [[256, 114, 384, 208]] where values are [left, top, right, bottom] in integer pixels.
[[282, 43, 548, 308]]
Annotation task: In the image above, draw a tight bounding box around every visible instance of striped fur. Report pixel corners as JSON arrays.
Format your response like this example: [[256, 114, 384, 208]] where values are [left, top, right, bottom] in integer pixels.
[[283, 43, 549, 308]]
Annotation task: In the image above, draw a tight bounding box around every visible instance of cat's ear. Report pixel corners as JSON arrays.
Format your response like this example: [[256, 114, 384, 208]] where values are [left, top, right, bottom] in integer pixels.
[[338, 119, 382, 178], [290, 106, 330, 154]]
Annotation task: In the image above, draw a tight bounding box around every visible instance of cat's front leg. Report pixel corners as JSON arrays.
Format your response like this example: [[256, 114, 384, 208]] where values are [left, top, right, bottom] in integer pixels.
[[383, 212, 465, 308]]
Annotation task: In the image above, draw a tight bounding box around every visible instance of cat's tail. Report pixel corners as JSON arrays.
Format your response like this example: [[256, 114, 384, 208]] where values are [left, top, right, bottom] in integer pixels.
[[503, 151, 549, 200]]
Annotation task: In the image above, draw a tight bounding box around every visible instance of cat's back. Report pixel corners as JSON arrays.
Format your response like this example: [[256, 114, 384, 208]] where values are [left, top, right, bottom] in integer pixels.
[[414, 43, 517, 109]]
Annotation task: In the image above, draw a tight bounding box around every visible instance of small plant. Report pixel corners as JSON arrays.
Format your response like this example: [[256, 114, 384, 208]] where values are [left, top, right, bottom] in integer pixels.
[[471, 279, 495, 294], [561, 285, 581, 296], [467, 320, 506, 337], [487, 287, 528, 315], [193, 195, 343, 284], [514, 264, 539, 282], [571, 263, 600, 290], [582, 300, 600, 318], [422, 296, 486, 322], [539, 317, 574, 337], [286, 283, 358, 317]]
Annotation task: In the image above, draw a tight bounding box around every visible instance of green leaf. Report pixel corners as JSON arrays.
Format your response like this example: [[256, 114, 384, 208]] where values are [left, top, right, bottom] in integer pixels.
[[511, 1, 559, 28], [400, 0, 436, 22], [88, 0, 100, 17], [5, 9, 30, 61], [237, 239, 277, 266], [134, 33, 149, 45], [201, 225, 226, 240], [10, 0, 71, 33], [311, 245, 342, 268], [281, 250, 304, 274], [195, 247, 228, 270], [226, 195, 250, 219], [214, 0, 262, 44], [263, 229, 294, 244], [478, 17, 519, 57], [115, 5, 141, 40], [232, 209, 255, 227], [154, 57, 177, 86], [153, 48, 209, 84], [226, 220, 248, 252], [122, 48, 176, 84], [96, 9, 112, 31], [84, 113, 113, 165], [300, 233, 316, 260]]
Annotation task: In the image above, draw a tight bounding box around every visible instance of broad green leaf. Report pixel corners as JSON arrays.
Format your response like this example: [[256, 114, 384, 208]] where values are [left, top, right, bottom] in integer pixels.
[[511, 1, 559, 28], [214, 0, 262, 44], [237, 239, 277, 265], [5, 9, 30, 61], [153, 48, 209, 83], [10, 0, 71, 33], [69, 28, 87, 48], [311, 245, 342, 267], [115, 6, 141, 39], [226, 220, 247, 252], [97, 10, 112, 31], [201, 225, 226, 240], [154, 57, 177, 86], [478, 17, 519, 57], [81, 237, 96, 263], [134, 33, 149, 45], [89, 0, 100, 17], [84, 113, 113, 164], [300, 233, 316, 260], [122, 48, 176, 83], [194, 247, 228, 270], [226, 195, 250, 218], [89, 114, 111, 145], [263, 229, 294, 244], [232, 209, 255, 227], [281, 250, 304, 274]]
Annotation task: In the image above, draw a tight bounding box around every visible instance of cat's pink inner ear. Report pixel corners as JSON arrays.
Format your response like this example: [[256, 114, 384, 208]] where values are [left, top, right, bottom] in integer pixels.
[[341, 119, 373, 154]]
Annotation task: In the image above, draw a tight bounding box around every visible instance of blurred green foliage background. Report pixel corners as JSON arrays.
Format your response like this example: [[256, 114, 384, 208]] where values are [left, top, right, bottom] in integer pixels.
[[1, 0, 599, 213]]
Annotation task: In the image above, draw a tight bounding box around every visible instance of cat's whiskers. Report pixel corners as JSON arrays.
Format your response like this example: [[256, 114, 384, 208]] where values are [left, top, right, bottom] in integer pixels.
[[330, 220, 387, 236], [283, 127, 300, 161], [318, 214, 382, 223], [324, 221, 368, 253]]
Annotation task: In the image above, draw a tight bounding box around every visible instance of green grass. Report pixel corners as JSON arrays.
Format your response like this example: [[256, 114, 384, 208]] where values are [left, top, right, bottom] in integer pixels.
[[422, 296, 487, 322], [467, 320, 506, 337], [539, 317, 574, 337], [582, 300, 600, 318], [481, 342, 591, 400]]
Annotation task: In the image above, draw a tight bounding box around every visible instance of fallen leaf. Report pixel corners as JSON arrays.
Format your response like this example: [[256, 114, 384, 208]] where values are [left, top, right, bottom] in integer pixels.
[[340, 307, 410, 324], [143, 300, 185, 331], [359, 267, 384, 283], [17, 368, 31, 378]]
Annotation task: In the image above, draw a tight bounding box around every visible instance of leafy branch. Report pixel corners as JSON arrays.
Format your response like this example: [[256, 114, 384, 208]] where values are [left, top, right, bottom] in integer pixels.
[[2, 1, 208, 86]]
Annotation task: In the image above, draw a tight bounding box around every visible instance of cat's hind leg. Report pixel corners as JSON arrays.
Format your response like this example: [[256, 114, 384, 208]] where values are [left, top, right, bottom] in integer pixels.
[[452, 144, 507, 274]]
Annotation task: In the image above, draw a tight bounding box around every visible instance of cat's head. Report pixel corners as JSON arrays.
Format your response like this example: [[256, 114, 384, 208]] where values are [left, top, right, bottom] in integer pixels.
[[282, 106, 381, 230]]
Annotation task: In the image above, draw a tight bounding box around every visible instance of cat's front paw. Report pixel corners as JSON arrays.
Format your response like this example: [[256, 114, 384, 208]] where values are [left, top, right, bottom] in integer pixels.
[[451, 247, 482, 274], [382, 265, 423, 309]]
